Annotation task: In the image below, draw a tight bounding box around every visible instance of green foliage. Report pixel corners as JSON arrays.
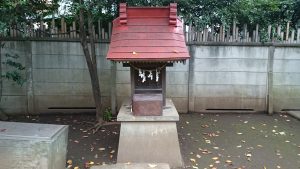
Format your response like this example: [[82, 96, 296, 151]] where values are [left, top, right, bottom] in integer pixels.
[[259, 29, 269, 43], [0, 0, 59, 36], [103, 107, 112, 122], [1, 50, 26, 86]]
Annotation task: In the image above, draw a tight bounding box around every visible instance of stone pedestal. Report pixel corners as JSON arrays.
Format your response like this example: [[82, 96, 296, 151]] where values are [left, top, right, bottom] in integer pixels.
[[0, 122, 68, 169], [117, 99, 183, 168]]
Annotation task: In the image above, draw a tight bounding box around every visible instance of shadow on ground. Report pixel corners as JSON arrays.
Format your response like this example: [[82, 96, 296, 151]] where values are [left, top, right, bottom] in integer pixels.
[[8, 113, 300, 169]]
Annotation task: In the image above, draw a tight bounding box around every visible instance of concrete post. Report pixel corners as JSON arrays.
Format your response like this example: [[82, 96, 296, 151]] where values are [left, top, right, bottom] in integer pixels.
[[267, 46, 275, 115], [188, 45, 195, 113], [26, 41, 35, 114]]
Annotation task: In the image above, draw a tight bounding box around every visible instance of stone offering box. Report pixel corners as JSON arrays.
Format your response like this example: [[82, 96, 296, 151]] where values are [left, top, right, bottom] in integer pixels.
[[0, 121, 68, 169]]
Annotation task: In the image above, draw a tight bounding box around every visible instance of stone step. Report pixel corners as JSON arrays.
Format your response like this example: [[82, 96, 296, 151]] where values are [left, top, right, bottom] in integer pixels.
[[91, 163, 170, 169]]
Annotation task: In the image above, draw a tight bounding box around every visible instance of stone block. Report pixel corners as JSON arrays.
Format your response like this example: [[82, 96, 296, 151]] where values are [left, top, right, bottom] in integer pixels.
[[132, 94, 163, 116], [0, 122, 68, 169], [117, 99, 183, 168]]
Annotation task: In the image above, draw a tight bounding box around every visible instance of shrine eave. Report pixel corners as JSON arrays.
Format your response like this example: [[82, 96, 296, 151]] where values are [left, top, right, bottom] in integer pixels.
[[106, 3, 190, 62]]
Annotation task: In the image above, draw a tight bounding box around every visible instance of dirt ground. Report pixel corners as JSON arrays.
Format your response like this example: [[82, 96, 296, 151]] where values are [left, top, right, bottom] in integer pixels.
[[8, 112, 300, 169]]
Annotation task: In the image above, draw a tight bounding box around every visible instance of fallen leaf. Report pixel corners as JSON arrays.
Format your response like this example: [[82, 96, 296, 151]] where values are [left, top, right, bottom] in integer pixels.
[[237, 132, 243, 135], [213, 147, 219, 150], [225, 160, 232, 164], [237, 145, 242, 148], [277, 165, 281, 168], [212, 157, 219, 160], [196, 154, 201, 158], [251, 126, 256, 130], [190, 158, 196, 163], [74, 140, 79, 143], [205, 140, 211, 144], [192, 166, 198, 169], [98, 148, 105, 151], [110, 150, 115, 154], [246, 153, 252, 157], [67, 160, 72, 165], [148, 164, 157, 168]]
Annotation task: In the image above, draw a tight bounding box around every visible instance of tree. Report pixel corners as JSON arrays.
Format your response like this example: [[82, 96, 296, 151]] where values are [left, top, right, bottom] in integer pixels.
[[78, 0, 104, 131]]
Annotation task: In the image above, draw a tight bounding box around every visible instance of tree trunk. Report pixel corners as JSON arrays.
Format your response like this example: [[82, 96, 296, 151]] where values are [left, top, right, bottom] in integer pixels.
[[79, 5, 103, 123]]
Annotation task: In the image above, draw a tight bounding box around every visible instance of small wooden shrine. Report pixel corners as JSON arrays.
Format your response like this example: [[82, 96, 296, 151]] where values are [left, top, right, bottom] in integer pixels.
[[107, 3, 190, 116], [106, 3, 190, 167]]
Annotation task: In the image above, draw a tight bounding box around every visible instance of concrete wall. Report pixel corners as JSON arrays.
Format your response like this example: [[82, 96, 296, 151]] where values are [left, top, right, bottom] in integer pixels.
[[1, 40, 111, 114], [273, 46, 300, 111], [1, 40, 300, 114], [188, 45, 269, 112]]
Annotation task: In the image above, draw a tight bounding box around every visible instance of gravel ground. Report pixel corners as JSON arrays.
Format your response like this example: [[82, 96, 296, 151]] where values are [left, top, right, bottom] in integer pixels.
[[8, 112, 300, 169]]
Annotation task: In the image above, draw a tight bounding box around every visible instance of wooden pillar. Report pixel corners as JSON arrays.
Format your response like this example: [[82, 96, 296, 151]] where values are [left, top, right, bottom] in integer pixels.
[[110, 62, 117, 115]]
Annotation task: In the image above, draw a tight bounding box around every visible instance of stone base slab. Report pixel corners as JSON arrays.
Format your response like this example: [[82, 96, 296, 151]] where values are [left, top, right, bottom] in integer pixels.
[[91, 163, 170, 169]]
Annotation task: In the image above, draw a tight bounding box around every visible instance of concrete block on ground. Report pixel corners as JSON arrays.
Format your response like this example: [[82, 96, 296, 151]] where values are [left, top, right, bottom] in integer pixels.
[[0, 121, 68, 169], [91, 163, 170, 169]]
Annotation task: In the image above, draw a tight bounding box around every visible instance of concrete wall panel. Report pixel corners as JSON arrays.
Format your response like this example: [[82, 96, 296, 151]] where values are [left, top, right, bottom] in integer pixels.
[[194, 97, 266, 111], [194, 85, 266, 98], [194, 72, 267, 85], [194, 46, 269, 59], [2, 40, 299, 114], [194, 58, 267, 72], [0, 96, 27, 114]]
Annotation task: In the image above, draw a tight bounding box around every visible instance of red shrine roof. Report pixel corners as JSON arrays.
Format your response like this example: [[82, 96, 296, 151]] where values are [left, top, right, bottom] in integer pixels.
[[106, 3, 190, 62]]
